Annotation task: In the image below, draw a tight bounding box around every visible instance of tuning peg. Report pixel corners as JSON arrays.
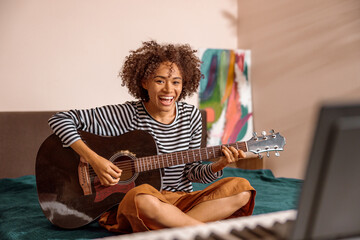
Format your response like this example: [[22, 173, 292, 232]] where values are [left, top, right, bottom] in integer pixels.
[[252, 132, 258, 141], [267, 151, 270, 158], [275, 151, 280, 157], [261, 131, 267, 140], [257, 153, 263, 159], [270, 129, 276, 138]]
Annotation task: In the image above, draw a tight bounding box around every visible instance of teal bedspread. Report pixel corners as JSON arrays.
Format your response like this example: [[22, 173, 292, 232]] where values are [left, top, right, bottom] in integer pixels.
[[0, 168, 302, 240]]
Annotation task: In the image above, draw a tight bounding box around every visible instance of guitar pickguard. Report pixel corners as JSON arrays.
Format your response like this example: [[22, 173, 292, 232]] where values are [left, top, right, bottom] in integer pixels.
[[93, 179, 135, 203]]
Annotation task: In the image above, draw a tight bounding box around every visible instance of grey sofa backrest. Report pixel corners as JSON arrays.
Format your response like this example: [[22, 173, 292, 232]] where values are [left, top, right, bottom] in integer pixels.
[[0, 110, 208, 178]]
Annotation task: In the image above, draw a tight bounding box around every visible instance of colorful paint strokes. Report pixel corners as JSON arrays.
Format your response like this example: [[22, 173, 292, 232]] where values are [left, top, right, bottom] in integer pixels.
[[198, 48, 253, 146]]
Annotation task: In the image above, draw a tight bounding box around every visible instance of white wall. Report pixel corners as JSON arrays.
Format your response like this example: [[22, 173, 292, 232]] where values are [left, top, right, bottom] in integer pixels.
[[0, 0, 238, 111]]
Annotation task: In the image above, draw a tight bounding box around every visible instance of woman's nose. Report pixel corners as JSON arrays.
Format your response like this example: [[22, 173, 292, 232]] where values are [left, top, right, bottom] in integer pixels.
[[163, 82, 172, 92]]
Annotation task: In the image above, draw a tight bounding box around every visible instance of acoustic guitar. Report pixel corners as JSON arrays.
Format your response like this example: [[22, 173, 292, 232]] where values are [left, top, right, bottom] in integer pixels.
[[35, 130, 285, 229]]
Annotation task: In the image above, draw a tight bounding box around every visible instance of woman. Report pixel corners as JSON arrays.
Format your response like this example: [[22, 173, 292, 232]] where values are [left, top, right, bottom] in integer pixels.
[[49, 40, 256, 233]]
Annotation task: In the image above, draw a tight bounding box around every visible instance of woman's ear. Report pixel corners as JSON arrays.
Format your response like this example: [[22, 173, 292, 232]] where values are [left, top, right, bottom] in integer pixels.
[[141, 79, 148, 90]]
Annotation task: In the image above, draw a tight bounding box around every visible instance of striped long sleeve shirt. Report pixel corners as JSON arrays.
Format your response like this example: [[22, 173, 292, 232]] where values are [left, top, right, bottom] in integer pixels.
[[48, 101, 222, 192]]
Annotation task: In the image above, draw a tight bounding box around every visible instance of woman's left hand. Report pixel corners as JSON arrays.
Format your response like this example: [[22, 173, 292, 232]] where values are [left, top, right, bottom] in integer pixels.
[[211, 146, 246, 173]]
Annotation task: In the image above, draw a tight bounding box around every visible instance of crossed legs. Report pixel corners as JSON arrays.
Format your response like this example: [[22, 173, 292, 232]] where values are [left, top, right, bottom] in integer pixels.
[[135, 190, 251, 229]]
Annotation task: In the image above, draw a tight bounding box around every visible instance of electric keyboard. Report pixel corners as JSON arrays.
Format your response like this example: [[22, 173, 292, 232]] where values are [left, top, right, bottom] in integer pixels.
[[100, 210, 297, 240]]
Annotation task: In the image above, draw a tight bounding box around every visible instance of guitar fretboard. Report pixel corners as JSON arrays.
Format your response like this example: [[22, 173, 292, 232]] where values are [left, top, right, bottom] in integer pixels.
[[134, 142, 247, 173]]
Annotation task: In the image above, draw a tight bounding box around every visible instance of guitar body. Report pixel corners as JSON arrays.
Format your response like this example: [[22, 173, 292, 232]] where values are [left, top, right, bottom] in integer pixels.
[[35, 130, 160, 229]]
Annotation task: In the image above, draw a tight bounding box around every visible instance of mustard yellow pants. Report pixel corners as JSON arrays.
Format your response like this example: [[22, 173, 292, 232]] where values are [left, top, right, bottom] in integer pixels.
[[99, 177, 256, 233]]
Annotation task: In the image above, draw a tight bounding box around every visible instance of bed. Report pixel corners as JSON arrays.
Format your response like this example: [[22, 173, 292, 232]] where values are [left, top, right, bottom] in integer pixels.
[[0, 111, 302, 240]]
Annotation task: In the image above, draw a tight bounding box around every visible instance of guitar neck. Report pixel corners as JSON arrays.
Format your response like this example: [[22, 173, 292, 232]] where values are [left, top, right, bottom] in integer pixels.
[[134, 141, 248, 173]]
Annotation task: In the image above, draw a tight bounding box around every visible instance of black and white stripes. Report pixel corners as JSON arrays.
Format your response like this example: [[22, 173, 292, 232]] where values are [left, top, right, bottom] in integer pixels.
[[48, 101, 222, 192]]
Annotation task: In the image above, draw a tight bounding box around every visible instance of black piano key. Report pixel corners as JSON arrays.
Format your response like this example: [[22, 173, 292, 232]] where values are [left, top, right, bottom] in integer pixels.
[[230, 227, 258, 239], [244, 226, 265, 238], [209, 232, 231, 240], [247, 224, 283, 240], [254, 225, 281, 240], [269, 219, 294, 239], [194, 234, 224, 240], [194, 234, 207, 240]]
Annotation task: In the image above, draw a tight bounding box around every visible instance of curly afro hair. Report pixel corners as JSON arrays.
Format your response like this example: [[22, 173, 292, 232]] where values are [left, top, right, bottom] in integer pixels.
[[120, 40, 203, 102]]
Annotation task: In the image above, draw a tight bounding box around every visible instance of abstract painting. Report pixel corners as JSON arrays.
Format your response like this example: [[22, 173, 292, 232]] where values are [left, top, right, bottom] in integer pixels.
[[198, 48, 253, 146]]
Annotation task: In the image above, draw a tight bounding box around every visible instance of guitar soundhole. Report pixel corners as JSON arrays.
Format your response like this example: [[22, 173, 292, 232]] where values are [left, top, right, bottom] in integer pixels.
[[109, 151, 138, 184]]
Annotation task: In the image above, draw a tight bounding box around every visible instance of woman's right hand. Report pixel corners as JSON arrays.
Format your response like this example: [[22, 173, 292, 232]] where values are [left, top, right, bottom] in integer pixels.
[[71, 139, 122, 186], [85, 154, 122, 186]]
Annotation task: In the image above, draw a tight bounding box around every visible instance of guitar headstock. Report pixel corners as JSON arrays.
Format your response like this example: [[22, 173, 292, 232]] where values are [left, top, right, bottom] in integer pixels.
[[247, 130, 286, 158]]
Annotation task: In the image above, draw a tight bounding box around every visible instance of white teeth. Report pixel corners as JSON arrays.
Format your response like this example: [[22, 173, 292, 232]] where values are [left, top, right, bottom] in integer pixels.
[[160, 96, 174, 100]]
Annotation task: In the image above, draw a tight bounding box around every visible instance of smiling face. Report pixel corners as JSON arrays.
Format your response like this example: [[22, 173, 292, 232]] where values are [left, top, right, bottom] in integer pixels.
[[142, 62, 183, 124]]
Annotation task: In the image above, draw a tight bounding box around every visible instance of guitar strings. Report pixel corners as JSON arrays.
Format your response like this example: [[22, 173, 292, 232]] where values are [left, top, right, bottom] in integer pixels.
[[84, 146, 229, 176], [85, 143, 245, 177]]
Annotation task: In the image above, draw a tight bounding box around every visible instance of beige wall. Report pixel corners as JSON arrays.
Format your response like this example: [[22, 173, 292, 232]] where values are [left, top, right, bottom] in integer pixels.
[[0, 0, 237, 110], [238, 0, 360, 178], [1, 0, 359, 178]]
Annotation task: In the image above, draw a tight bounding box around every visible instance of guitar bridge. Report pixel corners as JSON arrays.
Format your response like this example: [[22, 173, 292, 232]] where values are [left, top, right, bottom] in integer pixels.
[[78, 159, 92, 195]]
